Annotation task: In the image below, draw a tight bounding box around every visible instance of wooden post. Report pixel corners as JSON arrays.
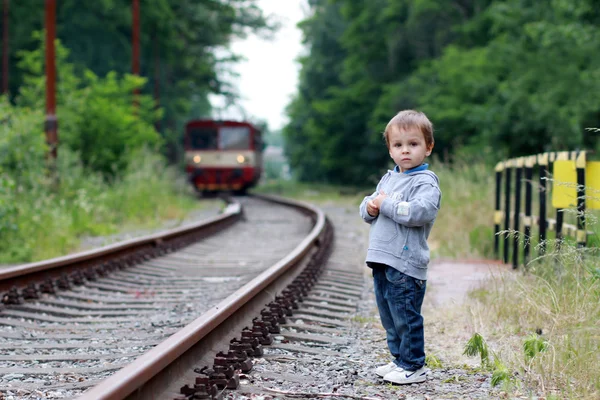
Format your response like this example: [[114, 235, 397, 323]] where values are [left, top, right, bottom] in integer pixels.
[[153, 34, 160, 131], [538, 153, 548, 256], [2, 0, 8, 94], [523, 156, 534, 265], [45, 0, 58, 162], [132, 0, 140, 107], [494, 162, 503, 259], [503, 160, 512, 264], [553, 152, 569, 252], [512, 158, 523, 268], [576, 151, 586, 248]]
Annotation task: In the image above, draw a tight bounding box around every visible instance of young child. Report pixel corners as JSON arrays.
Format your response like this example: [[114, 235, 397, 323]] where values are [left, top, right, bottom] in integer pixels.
[[359, 110, 441, 385]]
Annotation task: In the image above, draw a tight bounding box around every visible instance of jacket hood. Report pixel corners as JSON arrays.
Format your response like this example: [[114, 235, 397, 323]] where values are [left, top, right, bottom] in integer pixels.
[[388, 167, 439, 186], [408, 169, 439, 185]]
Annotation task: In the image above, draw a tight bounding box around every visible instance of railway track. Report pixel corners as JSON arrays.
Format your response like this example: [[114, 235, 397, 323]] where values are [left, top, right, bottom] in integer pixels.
[[0, 195, 324, 399]]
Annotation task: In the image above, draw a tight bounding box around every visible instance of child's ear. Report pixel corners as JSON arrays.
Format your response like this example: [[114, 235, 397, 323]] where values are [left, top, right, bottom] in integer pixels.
[[426, 143, 434, 156]]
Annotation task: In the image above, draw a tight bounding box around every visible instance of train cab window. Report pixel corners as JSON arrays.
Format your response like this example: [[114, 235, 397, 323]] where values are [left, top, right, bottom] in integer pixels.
[[219, 127, 250, 150], [188, 127, 218, 149], [254, 134, 266, 150]]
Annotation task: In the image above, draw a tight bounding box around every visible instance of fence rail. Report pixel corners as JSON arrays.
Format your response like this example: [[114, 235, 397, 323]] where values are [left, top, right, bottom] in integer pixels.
[[494, 150, 599, 268]]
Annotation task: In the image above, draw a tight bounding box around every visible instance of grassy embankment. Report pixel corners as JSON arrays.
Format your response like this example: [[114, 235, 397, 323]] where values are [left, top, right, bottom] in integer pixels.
[[257, 161, 599, 399], [0, 151, 213, 264]]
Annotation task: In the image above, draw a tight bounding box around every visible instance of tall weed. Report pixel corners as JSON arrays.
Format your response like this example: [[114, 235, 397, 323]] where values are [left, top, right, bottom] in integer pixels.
[[429, 160, 495, 259], [470, 239, 600, 398], [0, 37, 197, 264], [0, 147, 201, 263]]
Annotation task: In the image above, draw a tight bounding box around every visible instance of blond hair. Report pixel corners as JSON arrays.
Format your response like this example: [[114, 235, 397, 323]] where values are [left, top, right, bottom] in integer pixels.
[[383, 110, 434, 149]]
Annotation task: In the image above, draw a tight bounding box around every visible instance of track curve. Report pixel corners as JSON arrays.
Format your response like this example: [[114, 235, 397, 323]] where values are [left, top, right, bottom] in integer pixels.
[[0, 196, 316, 399]]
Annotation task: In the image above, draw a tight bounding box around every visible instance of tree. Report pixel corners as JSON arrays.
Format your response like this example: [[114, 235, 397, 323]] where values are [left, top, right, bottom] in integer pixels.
[[3, 0, 274, 161], [284, 0, 600, 183]]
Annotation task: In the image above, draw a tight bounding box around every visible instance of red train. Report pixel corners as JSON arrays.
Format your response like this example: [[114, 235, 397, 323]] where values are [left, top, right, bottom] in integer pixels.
[[184, 119, 264, 193]]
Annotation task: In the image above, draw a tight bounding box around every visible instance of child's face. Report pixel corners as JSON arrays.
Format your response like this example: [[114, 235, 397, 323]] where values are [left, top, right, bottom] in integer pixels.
[[388, 126, 432, 172]]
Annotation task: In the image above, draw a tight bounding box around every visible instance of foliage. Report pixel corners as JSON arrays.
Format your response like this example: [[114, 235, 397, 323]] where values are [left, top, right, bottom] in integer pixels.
[[16, 36, 161, 177], [0, 99, 47, 256], [523, 334, 549, 361], [0, 96, 47, 183], [469, 236, 600, 397], [0, 40, 208, 262], [490, 359, 511, 388], [427, 159, 494, 259], [284, 0, 352, 183], [463, 332, 515, 388], [425, 353, 443, 369], [285, 0, 600, 184], [0, 146, 205, 263], [464, 332, 490, 368], [4, 0, 273, 162]]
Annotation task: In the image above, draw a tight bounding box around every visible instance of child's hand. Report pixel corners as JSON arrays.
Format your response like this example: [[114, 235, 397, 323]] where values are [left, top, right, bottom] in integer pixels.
[[373, 191, 387, 208], [367, 200, 379, 217]]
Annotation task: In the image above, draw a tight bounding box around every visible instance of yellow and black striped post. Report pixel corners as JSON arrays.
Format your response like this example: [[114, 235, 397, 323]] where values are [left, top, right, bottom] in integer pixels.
[[538, 153, 548, 256], [576, 151, 586, 248], [553, 152, 569, 251], [523, 156, 534, 264], [503, 160, 512, 264], [494, 162, 504, 259], [512, 158, 524, 269]]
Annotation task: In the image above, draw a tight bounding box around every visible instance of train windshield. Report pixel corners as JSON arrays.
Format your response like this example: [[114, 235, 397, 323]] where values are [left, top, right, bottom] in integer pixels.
[[219, 127, 250, 150], [188, 127, 218, 149]]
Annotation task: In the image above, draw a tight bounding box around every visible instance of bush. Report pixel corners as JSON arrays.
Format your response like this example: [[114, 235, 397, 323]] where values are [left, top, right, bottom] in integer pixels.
[[0, 96, 47, 185], [0, 37, 199, 263], [16, 33, 162, 178]]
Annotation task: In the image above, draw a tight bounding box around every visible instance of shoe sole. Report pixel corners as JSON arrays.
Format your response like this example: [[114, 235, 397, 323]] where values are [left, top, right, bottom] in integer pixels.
[[384, 374, 427, 385]]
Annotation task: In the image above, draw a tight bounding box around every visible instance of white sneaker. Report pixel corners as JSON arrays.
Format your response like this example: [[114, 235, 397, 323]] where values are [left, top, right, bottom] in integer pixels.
[[383, 365, 428, 384], [374, 362, 399, 378]]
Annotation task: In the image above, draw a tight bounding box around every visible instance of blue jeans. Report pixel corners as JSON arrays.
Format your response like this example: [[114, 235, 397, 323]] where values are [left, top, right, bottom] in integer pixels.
[[371, 262, 426, 371]]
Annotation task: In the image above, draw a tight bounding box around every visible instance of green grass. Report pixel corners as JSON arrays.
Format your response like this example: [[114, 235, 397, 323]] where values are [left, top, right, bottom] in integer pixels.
[[471, 252, 600, 398], [432, 162, 495, 259], [0, 150, 211, 263], [426, 353, 443, 369]]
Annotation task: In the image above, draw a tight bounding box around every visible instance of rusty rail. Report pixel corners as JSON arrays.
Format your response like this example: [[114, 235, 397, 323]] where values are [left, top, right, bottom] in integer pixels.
[[77, 194, 329, 400], [0, 202, 241, 296]]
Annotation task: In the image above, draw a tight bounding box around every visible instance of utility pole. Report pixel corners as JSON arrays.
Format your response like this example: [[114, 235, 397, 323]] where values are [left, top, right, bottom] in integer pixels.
[[2, 0, 8, 94], [153, 35, 160, 131], [132, 0, 140, 107], [45, 0, 58, 164]]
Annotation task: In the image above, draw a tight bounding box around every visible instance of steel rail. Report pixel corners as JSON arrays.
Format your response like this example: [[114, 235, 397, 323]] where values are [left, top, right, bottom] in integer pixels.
[[0, 202, 241, 293], [78, 194, 326, 400]]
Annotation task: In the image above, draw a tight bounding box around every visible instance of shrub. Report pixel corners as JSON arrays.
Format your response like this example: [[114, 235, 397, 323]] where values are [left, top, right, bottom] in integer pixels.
[[16, 33, 162, 178]]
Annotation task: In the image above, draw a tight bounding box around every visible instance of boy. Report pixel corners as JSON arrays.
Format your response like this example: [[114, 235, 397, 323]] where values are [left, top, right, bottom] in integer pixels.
[[359, 110, 441, 385]]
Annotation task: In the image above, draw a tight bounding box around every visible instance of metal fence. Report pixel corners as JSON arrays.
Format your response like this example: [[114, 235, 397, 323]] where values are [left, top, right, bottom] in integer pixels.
[[494, 151, 599, 268]]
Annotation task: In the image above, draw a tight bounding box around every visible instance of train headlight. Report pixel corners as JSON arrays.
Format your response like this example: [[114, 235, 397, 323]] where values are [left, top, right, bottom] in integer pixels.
[[193, 155, 201, 164], [236, 154, 245, 164]]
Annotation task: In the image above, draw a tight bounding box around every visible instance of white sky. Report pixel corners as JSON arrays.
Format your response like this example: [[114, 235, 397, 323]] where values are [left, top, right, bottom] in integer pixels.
[[209, 0, 307, 131]]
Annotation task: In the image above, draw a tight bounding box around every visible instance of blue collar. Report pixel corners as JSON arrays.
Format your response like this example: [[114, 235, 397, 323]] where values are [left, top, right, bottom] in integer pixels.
[[394, 163, 429, 174]]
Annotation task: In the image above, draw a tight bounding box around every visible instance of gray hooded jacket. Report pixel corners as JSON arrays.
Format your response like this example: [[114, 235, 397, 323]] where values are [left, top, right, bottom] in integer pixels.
[[359, 167, 441, 280]]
